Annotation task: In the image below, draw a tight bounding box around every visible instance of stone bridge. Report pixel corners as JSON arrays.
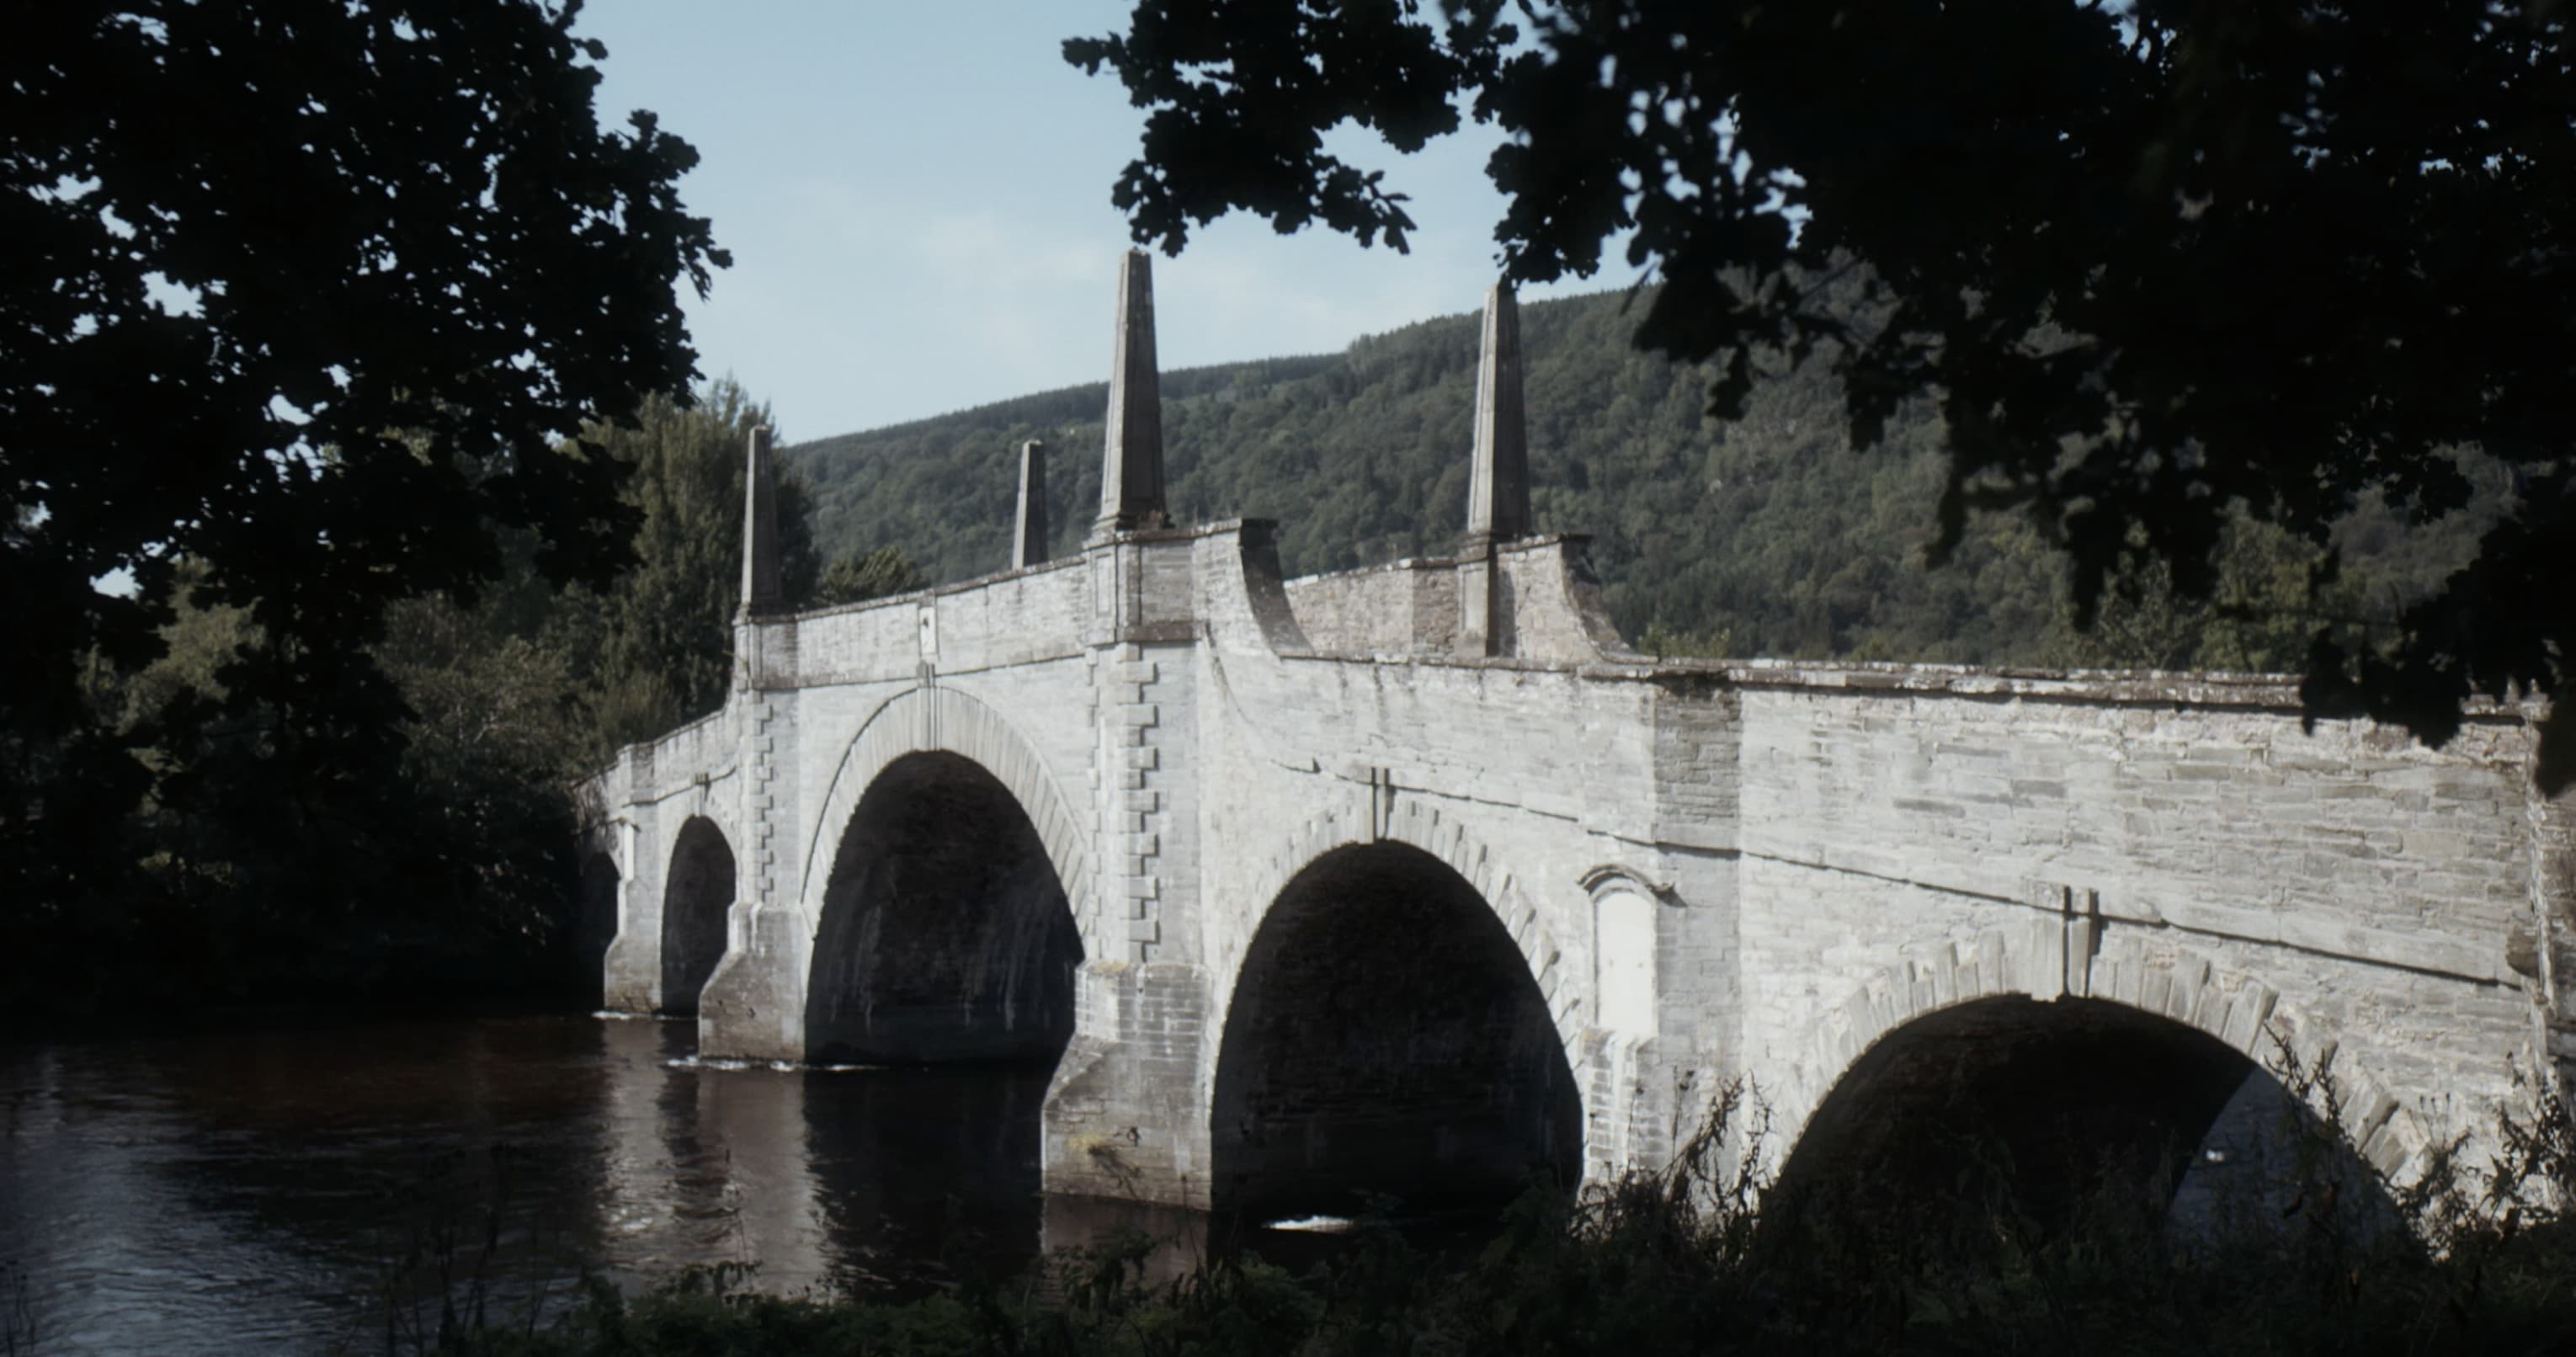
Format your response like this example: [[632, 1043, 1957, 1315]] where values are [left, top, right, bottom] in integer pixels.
[[579, 253, 2576, 1221]]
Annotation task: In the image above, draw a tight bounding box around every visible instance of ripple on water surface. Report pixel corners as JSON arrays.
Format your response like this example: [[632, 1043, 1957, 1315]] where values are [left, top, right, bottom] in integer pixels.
[[0, 1014, 1089, 1354]]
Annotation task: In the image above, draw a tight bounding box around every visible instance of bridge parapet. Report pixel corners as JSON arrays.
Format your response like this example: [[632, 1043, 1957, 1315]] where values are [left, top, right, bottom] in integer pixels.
[[1279, 555, 1455, 657], [1275, 534, 1632, 665], [748, 556, 1094, 690]]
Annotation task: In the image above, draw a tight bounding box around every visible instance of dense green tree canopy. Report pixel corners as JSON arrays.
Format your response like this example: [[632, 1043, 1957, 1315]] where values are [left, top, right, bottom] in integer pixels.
[[811, 545, 930, 609], [1069, 0, 2576, 785], [4, 0, 725, 899]]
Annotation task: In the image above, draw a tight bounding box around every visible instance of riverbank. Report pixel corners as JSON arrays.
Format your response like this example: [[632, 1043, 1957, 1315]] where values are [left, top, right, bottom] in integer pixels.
[[394, 1101, 2576, 1357], [320, 1073, 2576, 1357]]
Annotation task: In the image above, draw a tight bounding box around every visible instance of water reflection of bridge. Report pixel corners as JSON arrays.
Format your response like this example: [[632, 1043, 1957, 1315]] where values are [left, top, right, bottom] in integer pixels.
[[590, 1016, 1222, 1294], [581, 251, 2576, 1227]]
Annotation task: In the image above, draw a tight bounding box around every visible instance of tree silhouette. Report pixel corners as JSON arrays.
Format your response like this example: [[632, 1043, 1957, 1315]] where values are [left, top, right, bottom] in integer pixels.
[[5, 2, 723, 921], [1070, 0, 2576, 786], [576, 380, 822, 753]]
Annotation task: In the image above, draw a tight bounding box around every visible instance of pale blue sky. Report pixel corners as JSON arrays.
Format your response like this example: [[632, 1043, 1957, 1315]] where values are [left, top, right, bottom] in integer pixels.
[[573, 2, 1631, 442]]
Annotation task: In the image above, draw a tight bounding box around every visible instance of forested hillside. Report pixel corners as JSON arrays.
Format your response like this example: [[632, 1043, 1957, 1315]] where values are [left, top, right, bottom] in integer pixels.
[[789, 290, 2499, 669]]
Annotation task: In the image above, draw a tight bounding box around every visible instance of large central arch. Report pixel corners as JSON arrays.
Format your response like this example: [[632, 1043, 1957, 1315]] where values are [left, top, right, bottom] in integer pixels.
[[797, 685, 1096, 939], [804, 750, 1083, 1065], [1212, 840, 1583, 1221]]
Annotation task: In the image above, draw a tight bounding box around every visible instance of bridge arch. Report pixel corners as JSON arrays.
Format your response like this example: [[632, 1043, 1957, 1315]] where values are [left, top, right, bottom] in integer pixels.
[[800, 687, 1092, 1065], [658, 815, 736, 1016], [798, 686, 1095, 940], [1211, 801, 1585, 1219], [1220, 801, 1585, 1052], [1772, 921, 2422, 1237]]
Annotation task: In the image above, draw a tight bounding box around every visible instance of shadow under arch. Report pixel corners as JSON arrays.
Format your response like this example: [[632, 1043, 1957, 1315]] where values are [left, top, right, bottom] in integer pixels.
[[804, 750, 1083, 1066], [1770, 993, 2398, 1245], [1212, 841, 1583, 1221], [659, 817, 734, 1016]]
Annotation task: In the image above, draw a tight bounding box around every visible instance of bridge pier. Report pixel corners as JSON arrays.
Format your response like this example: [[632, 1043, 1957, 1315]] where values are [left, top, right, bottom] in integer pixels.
[[694, 903, 812, 1061], [1042, 961, 1217, 1204]]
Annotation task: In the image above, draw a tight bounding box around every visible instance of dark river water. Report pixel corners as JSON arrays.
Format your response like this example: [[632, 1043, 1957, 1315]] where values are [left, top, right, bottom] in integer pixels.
[[0, 1014, 1248, 1355]]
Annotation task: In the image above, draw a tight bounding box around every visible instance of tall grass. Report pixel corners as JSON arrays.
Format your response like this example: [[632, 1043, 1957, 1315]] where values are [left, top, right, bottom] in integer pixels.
[[361, 1045, 2576, 1355]]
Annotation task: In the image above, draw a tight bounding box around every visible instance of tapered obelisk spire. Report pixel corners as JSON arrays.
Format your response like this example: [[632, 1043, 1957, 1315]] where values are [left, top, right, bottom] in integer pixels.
[[1465, 279, 1530, 545], [1457, 281, 1531, 657], [1012, 439, 1049, 570], [740, 423, 781, 614], [1092, 249, 1170, 538]]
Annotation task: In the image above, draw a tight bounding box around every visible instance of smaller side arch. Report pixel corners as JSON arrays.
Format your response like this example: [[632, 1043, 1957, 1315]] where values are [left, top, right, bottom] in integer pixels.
[[658, 814, 737, 1016]]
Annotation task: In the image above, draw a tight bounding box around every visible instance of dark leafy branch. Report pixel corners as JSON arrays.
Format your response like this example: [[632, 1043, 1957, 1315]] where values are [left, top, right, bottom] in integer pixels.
[[1070, 0, 2576, 787], [3, 0, 726, 990]]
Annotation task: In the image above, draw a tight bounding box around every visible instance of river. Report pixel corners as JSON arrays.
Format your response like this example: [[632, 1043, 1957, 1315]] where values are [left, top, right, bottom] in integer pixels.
[[0, 1013, 1252, 1355]]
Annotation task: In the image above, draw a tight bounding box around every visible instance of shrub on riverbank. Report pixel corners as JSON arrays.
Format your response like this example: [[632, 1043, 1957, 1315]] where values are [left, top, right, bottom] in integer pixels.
[[397, 1073, 2576, 1357]]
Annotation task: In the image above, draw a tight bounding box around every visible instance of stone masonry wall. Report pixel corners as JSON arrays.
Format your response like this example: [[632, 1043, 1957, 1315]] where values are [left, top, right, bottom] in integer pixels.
[[1729, 674, 2543, 1177], [1492, 536, 1625, 665], [1280, 559, 1456, 657]]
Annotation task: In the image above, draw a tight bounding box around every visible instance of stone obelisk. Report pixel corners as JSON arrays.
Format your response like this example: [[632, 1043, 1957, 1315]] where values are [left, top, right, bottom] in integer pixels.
[[1458, 281, 1528, 656], [740, 423, 781, 615], [1013, 439, 1049, 570], [1092, 249, 1170, 539], [1464, 279, 1530, 547]]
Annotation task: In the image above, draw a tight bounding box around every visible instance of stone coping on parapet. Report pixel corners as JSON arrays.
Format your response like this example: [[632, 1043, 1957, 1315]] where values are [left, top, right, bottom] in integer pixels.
[[1266, 645, 2541, 722], [1275, 530, 1596, 588], [1700, 657, 2309, 704], [752, 553, 1087, 625], [1690, 657, 2527, 716], [604, 703, 727, 767], [748, 519, 1284, 626], [741, 520, 1599, 631]]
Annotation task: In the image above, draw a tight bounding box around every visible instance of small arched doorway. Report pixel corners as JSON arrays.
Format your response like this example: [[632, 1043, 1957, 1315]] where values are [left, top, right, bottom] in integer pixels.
[[1212, 842, 1582, 1221], [657, 817, 735, 1016]]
